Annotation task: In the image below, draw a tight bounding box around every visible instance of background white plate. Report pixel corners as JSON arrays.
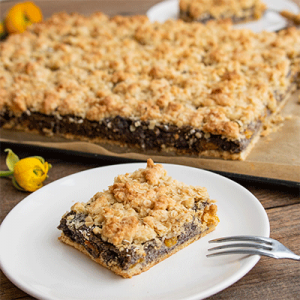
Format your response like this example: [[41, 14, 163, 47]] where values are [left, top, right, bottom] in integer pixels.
[[147, 0, 300, 32], [0, 162, 270, 300]]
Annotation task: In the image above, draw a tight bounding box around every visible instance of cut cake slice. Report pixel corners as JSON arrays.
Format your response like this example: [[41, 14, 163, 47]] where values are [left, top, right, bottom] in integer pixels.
[[57, 159, 219, 278], [179, 0, 266, 23]]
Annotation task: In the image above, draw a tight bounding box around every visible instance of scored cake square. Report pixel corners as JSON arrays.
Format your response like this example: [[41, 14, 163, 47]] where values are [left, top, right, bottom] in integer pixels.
[[0, 12, 299, 160], [179, 0, 266, 23], [58, 159, 219, 278]]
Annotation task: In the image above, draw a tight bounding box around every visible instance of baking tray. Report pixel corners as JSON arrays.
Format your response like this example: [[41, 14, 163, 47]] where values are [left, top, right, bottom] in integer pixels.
[[1, 140, 299, 188], [1, 0, 299, 187]]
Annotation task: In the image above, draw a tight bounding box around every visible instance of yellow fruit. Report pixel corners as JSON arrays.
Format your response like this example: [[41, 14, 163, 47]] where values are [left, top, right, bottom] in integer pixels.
[[13, 157, 50, 192], [164, 236, 178, 248], [5, 1, 43, 34]]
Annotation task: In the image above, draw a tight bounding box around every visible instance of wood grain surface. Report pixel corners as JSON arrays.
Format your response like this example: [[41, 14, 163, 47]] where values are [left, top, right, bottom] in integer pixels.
[[1, 1, 300, 299]]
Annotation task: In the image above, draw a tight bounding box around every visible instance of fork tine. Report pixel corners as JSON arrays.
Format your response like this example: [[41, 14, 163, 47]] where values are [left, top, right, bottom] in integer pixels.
[[208, 242, 273, 252], [206, 248, 277, 258], [207, 236, 300, 260], [209, 235, 272, 245]]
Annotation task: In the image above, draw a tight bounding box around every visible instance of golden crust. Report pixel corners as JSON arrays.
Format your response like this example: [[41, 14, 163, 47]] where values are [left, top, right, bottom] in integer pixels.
[[0, 12, 299, 143], [179, 0, 266, 20], [66, 159, 219, 249], [280, 11, 300, 25]]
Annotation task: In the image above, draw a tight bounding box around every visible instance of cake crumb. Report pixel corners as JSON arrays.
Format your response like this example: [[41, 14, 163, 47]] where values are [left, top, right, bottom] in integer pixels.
[[261, 114, 292, 137]]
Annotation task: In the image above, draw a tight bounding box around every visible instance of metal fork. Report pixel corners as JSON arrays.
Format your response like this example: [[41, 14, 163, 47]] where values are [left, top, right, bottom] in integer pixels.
[[207, 236, 300, 261]]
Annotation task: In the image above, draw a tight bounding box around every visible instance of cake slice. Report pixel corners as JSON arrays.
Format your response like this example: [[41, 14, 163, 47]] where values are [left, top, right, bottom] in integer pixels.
[[57, 159, 219, 278], [179, 0, 266, 23]]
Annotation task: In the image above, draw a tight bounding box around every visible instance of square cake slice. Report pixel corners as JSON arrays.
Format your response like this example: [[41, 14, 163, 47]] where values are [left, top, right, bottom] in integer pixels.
[[57, 159, 219, 278], [179, 0, 266, 23]]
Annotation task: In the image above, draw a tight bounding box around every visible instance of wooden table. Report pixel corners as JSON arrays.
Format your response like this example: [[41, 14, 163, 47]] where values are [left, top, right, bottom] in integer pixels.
[[1, 1, 300, 299]]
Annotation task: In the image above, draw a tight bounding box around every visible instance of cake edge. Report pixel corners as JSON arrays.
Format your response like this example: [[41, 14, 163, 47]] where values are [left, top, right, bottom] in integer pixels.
[[58, 224, 217, 278]]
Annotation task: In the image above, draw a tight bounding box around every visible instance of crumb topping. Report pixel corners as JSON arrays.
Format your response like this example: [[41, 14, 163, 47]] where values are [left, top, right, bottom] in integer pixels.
[[69, 159, 219, 248], [1, 12, 299, 140], [179, 0, 266, 19]]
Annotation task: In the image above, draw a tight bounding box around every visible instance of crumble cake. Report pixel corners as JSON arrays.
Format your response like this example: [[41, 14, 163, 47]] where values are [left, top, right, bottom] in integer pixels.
[[57, 159, 219, 278], [0, 12, 299, 160], [179, 0, 266, 23], [280, 10, 300, 26]]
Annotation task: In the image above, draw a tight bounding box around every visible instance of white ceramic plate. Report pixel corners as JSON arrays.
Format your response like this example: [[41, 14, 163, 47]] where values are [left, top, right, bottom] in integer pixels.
[[147, 0, 300, 32], [0, 162, 269, 300]]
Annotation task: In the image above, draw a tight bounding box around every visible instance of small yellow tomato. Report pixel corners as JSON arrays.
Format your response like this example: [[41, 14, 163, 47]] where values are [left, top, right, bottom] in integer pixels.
[[13, 157, 50, 192], [5, 1, 43, 34]]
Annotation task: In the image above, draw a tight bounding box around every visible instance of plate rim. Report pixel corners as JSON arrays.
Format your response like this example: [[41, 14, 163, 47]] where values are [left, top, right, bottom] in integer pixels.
[[0, 162, 270, 300]]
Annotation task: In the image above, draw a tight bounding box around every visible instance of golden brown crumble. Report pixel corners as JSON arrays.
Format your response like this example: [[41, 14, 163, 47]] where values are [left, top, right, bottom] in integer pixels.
[[260, 114, 293, 137], [179, 0, 266, 20], [0, 12, 299, 142], [68, 159, 219, 248]]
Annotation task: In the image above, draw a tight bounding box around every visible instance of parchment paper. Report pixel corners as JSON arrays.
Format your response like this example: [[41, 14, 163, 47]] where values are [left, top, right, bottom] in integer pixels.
[[1, 1, 299, 184], [1, 90, 299, 183]]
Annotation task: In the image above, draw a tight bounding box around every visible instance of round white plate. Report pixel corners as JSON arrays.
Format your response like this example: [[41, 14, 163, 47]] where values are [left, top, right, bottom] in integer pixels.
[[0, 162, 269, 300], [147, 0, 300, 32]]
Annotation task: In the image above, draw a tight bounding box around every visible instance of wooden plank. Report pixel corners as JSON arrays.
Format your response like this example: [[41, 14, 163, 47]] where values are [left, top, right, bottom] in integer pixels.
[[0, 0, 299, 299], [1, 152, 299, 300], [208, 204, 300, 299], [236, 179, 300, 209], [0, 0, 162, 18]]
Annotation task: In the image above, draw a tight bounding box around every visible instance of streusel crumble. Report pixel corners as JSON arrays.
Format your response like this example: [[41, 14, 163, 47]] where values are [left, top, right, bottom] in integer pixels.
[[0, 12, 299, 159], [58, 159, 219, 278]]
